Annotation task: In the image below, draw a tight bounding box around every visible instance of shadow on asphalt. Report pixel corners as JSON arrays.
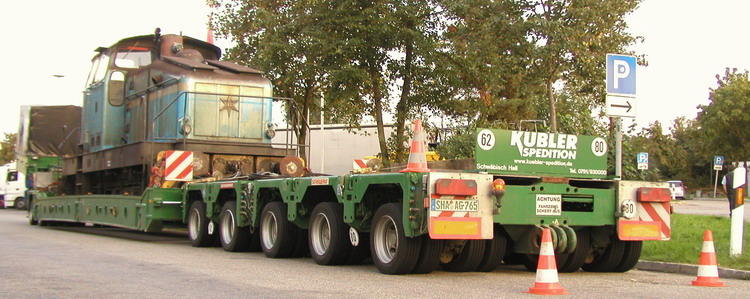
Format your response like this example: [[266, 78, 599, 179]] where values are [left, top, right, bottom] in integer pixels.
[[42, 224, 188, 243]]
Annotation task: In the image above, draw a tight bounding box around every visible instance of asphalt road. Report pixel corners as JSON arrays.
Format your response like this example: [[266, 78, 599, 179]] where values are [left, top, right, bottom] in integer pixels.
[[2, 209, 750, 298], [672, 197, 750, 222]]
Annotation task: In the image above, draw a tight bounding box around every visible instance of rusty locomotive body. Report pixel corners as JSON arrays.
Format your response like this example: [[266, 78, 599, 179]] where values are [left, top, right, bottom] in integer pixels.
[[59, 30, 299, 196]]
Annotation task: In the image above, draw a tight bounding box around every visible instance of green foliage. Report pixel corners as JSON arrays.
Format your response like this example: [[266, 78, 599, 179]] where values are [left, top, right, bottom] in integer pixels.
[[642, 214, 750, 271], [0, 133, 16, 165], [699, 68, 750, 163], [210, 0, 644, 167], [435, 123, 477, 160]]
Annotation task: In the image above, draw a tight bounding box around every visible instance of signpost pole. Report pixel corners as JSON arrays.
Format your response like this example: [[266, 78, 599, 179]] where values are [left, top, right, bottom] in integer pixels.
[[712, 156, 724, 198], [605, 54, 636, 180], [615, 117, 622, 179], [713, 169, 719, 198]]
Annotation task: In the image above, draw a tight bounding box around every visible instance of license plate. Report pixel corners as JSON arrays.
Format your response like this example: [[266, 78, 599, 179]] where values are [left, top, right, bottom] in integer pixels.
[[431, 199, 478, 212]]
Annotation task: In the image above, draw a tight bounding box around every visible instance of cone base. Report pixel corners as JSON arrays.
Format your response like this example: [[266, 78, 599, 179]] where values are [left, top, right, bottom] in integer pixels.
[[525, 283, 569, 295], [691, 278, 725, 287]]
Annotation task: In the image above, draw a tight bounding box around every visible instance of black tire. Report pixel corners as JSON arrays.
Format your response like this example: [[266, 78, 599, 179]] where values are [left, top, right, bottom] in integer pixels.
[[558, 230, 591, 273], [187, 201, 216, 247], [411, 236, 444, 274], [29, 210, 38, 226], [477, 233, 508, 272], [612, 240, 643, 272], [309, 202, 351, 265], [260, 202, 297, 258], [292, 228, 310, 258], [247, 227, 262, 252], [15, 198, 26, 210], [370, 203, 421, 275], [502, 252, 526, 265], [582, 235, 626, 272], [522, 254, 538, 271], [219, 201, 250, 252], [443, 240, 486, 272], [347, 232, 372, 265], [522, 252, 568, 272]]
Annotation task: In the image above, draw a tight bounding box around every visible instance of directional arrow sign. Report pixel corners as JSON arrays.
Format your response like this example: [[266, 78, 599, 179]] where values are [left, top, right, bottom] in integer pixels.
[[606, 94, 636, 118]]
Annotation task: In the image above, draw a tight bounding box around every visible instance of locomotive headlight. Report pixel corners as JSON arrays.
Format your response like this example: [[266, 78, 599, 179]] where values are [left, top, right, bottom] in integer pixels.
[[265, 122, 276, 139]]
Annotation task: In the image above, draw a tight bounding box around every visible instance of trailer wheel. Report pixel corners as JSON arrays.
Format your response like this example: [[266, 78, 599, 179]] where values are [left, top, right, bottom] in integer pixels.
[[28, 209, 38, 225], [219, 201, 250, 252], [558, 230, 591, 273], [15, 198, 26, 210], [476, 232, 508, 272], [248, 227, 262, 252], [309, 202, 351, 265], [371, 203, 421, 274], [612, 240, 642, 272], [188, 201, 216, 247], [411, 236, 443, 274], [581, 236, 626, 272], [292, 228, 310, 258], [443, 240, 485, 272], [260, 202, 297, 258]]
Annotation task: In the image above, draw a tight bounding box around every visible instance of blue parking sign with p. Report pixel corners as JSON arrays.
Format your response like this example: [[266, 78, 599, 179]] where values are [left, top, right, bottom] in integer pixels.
[[638, 152, 648, 164], [607, 54, 636, 95]]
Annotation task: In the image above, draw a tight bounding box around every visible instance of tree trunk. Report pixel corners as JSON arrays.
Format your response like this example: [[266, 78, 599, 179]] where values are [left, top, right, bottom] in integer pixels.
[[370, 67, 390, 168], [297, 82, 314, 162], [547, 79, 557, 133], [394, 39, 414, 163]]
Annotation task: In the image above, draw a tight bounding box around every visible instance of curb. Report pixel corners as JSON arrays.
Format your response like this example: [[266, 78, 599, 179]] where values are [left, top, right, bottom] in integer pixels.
[[637, 260, 750, 280]]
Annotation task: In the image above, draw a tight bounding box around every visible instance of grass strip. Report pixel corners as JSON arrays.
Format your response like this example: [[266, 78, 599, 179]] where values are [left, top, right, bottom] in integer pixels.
[[641, 214, 750, 271]]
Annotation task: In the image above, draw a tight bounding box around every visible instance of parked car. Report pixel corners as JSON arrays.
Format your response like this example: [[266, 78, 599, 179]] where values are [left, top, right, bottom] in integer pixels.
[[667, 180, 686, 200]]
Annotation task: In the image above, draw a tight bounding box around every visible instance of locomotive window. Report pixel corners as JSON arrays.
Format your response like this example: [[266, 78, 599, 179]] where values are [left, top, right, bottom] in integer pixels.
[[87, 54, 110, 86], [108, 71, 125, 106], [115, 45, 152, 68]]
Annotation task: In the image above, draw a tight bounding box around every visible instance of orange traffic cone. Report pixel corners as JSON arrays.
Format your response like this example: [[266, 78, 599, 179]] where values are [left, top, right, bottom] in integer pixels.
[[400, 119, 432, 173], [526, 228, 569, 295], [691, 230, 725, 287]]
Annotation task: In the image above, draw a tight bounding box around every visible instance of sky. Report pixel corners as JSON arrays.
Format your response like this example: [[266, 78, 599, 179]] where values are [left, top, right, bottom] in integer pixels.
[[0, 0, 748, 136]]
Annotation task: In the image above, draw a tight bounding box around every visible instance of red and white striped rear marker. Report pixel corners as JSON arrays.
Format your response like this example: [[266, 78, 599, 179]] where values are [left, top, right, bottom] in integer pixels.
[[165, 150, 194, 181]]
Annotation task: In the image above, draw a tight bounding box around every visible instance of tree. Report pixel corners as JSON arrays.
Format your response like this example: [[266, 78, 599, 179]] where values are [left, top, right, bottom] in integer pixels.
[[698, 68, 750, 162], [0, 133, 16, 165], [211, 0, 451, 167], [209, 0, 645, 170], [526, 0, 643, 132], [439, 0, 541, 125]]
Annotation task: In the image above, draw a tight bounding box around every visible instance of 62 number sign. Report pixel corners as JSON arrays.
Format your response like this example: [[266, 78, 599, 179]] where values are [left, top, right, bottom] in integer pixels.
[[477, 129, 495, 151]]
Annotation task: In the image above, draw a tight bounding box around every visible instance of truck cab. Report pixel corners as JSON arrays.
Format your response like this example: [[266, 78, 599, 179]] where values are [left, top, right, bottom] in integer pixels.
[[0, 162, 26, 209]]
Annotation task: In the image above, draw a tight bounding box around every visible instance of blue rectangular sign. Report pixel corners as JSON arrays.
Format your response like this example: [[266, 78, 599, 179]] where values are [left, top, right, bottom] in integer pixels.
[[607, 54, 637, 95], [638, 152, 648, 164]]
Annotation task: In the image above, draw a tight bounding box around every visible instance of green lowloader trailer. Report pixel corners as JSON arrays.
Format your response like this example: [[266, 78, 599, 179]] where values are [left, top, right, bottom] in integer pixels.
[[29, 128, 672, 275]]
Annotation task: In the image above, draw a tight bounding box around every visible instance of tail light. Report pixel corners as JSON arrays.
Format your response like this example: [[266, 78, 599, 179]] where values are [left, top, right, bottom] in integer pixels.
[[434, 179, 477, 196], [637, 187, 671, 202]]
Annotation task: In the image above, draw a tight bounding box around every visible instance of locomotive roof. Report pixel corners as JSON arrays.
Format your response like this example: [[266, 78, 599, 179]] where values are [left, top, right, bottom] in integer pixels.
[[95, 33, 222, 59]]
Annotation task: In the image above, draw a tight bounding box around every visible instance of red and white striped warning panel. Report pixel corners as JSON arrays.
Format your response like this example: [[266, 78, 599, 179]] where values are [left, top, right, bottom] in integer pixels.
[[352, 159, 367, 172], [428, 173, 494, 240], [617, 181, 671, 241], [165, 150, 194, 181]]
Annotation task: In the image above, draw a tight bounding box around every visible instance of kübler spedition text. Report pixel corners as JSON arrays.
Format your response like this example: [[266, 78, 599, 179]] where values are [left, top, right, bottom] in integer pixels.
[[510, 131, 578, 160]]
